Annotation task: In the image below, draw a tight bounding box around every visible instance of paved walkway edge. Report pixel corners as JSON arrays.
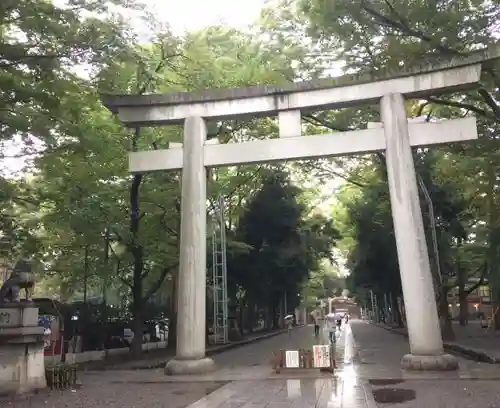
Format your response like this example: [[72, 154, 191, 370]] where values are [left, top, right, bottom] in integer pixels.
[[371, 323, 500, 364], [129, 326, 305, 370], [360, 379, 379, 408]]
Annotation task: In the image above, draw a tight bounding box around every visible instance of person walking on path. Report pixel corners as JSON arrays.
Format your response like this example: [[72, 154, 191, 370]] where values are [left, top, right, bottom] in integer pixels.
[[325, 315, 336, 345], [287, 319, 293, 337], [313, 317, 320, 338]]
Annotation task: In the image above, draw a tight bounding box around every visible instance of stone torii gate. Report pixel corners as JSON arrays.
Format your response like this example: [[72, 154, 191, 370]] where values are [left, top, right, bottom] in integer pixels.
[[102, 48, 499, 375]]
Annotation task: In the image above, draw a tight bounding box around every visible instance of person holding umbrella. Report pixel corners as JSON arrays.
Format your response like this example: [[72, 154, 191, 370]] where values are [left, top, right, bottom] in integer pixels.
[[335, 312, 344, 330], [284, 314, 294, 337], [325, 313, 337, 344]]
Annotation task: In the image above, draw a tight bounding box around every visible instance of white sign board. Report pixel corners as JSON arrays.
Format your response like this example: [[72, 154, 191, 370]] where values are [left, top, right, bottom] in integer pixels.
[[285, 350, 300, 368], [313, 345, 331, 368]]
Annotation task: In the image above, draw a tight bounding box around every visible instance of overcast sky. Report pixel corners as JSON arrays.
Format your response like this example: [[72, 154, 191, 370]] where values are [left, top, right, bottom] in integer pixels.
[[144, 0, 267, 35], [1, 0, 268, 175]]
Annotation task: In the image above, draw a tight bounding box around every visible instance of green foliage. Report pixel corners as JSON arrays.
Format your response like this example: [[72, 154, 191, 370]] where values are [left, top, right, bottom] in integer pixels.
[[1, 4, 342, 345], [260, 0, 500, 314], [0, 0, 138, 144], [229, 169, 340, 313], [6, 0, 500, 343]]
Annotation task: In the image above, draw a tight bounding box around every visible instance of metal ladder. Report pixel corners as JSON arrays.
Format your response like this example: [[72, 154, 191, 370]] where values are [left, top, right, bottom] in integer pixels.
[[211, 195, 228, 344]]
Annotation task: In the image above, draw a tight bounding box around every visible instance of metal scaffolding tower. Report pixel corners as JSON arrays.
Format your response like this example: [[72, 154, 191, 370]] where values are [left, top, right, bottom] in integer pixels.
[[211, 195, 228, 344]]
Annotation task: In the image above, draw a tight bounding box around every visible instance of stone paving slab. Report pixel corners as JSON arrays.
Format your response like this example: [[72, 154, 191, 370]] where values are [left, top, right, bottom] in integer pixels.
[[369, 379, 500, 408], [89, 327, 302, 371], [372, 322, 500, 364], [0, 380, 228, 408], [5, 322, 500, 408], [351, 321, 500, 408], [352, 321, 500, 380], [180, 324, 372, 407], [183, 378, 372, 408]]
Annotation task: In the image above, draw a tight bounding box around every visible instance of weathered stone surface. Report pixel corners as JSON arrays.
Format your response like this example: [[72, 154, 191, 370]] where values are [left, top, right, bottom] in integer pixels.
[[381, 93, 444, 358], [0, 307, 38, 328], [164, 357, 216, 376], [128, 117, 477, 172], [167, 116, 215, 375], [101, 46, 500, 111], [401, 353, 459, 371], [0, 308, 46, 395]]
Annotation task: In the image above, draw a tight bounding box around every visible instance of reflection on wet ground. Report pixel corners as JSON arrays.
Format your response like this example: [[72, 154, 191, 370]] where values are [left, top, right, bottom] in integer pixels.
[[371, 388, 416, 404], [184, 324, 373, 408], [183, 377, 370, 408], [4, 322, 500, 408], [181, 321, 500, 407]]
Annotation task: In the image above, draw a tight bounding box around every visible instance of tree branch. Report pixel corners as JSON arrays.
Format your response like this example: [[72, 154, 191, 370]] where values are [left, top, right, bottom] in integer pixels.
[[302, 114, 351, 132], [142, 263, 179, 302], [478, 89, 500, 119], [119, 276, 133, 288], [426, 97, 493, 119], [417, 102, 429, 117], [361, 0, 461, 57], [465, 263, 487, 295]]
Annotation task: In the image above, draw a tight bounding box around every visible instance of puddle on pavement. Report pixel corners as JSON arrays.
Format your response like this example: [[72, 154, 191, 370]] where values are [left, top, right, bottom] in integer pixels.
[[369, 379, 405, 386], [372, 388, 416, 404]]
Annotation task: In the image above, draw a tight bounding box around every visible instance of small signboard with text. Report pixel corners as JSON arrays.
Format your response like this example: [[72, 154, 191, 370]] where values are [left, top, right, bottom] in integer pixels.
[[272, 345, 335, 373], [285, 350, 300, 368], [313, 345, 331, 368]]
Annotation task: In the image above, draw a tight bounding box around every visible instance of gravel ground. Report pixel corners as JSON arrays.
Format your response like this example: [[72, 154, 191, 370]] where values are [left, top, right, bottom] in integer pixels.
[[0, 379, 227, 408], [7, 324, 500, 408], [0, 327, 314, 408]]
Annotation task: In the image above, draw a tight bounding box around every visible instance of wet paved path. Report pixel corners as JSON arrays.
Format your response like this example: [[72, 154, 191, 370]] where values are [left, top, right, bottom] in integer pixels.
[[182, 321, 500, 408], [4, 322, 500, 407]]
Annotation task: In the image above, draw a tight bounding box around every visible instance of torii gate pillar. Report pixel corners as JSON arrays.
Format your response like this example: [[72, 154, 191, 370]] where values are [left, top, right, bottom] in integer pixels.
[[164, 117, 216, 375], [381, 94, 457, 370]]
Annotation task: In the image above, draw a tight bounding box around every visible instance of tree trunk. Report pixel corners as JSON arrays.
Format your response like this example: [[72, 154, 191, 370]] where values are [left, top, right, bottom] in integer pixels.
[[279, 296, 285, 329], [168, 314, 177, 350], [246, 303, 255, 333], [458, 289, 468, 327], [396, 296, 406, 328], [486, 164, 500, 330], [131, 309, 143, 358], [130, 254, 144, 358], [244, 296, 255, 333], [129, 165, 144, 358], [454, 238, 468, 326], [238, 297, 245, 336], [438, 286, 455, 341], [265, 306, 272, 330], [167, 269, 178, 350]]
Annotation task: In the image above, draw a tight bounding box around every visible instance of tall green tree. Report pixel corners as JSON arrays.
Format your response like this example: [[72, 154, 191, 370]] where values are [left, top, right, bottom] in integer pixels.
[[230, 169, 339, 330], [262, 0, 500, 328]]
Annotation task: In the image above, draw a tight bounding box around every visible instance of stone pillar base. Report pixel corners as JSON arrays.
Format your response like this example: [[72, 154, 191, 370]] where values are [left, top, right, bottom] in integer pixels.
[[401, 353, 459, 371], [0, 307, 47, 395], [164, 357, 216, 375]]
